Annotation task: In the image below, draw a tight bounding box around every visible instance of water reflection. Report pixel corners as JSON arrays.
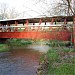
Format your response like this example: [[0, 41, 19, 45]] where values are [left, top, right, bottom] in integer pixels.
[[28, 45, 50, 52]]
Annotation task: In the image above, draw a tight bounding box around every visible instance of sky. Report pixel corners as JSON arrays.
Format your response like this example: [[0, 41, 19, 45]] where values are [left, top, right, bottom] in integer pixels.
[[0, 0, 59, 18]]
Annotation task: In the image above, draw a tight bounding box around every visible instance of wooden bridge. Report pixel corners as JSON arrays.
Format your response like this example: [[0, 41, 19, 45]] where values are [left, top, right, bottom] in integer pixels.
[[0, 16, 74, 42]]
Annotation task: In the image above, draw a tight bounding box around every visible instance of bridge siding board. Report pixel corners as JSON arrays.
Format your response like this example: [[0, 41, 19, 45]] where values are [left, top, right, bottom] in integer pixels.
[[0, 32, 71, 41]]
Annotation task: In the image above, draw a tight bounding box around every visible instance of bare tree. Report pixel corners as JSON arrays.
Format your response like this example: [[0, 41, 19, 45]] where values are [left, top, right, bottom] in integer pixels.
[[0, 3, 8, 19], [0, 3, 20, 19], [43, 0, 75, 16], [73, 0, 75, 14], [54, 0, 75, 15], [8, 8, 19, 19], [34, 0, 75, 16]]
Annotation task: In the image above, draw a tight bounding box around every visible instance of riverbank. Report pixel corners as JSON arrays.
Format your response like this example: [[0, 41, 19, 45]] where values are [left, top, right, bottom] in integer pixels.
[[0, 44, 9, 52], [37, 40, 75, 75], [0, 39, 33, 52]]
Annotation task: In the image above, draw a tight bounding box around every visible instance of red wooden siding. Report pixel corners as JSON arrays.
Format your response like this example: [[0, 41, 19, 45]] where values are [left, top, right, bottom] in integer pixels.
[[0, 31, 71, 41]]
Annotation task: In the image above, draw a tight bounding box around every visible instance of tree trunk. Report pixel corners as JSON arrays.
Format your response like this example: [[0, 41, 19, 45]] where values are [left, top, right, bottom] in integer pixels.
[[73, 15, 75, 48]]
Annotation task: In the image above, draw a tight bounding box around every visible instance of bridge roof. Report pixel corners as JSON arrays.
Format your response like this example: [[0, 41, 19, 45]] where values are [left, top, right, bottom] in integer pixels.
[[0, 16, 73, 25]]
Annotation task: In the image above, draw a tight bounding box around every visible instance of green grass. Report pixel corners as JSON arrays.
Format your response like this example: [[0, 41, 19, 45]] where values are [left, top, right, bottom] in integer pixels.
[[47, 47, 74, 75], [61, 47, 74, 53], [0, 44, 9, 52], [6, 39, 33, 50], [40, 40, 75, 75], [7, 39, 32, 46], [48, 63, 75, 75], [47, 40, 71, 47]]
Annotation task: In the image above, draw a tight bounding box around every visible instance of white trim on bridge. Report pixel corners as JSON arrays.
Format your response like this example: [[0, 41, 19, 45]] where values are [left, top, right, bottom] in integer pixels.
[[0, 24, 63, 28]]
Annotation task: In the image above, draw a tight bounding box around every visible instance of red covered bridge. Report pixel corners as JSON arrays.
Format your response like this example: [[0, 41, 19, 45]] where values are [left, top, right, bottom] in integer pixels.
[[0, 16, 74, 41]]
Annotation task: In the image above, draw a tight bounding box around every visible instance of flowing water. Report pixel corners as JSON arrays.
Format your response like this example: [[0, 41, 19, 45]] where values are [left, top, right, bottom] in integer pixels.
[[0, 45, 50, 75]]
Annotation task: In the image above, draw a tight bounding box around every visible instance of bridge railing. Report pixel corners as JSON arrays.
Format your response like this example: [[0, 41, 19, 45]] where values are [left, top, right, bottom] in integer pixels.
[[0, 24, 72, 32]]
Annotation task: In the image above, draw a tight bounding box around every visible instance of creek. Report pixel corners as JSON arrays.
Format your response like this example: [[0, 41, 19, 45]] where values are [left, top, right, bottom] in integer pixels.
[[0, 44, 50, 75]]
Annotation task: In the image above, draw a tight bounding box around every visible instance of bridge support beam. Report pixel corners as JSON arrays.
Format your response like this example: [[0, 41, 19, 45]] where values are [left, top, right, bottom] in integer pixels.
[[7, 22, 11, 32], [14, 21, 18, 32], [49, 18, 54, 30], [23, 20, 29, 31], [37, 19, 42, 31], [0, 23, 2, 32], [64, 18, 67, 24]]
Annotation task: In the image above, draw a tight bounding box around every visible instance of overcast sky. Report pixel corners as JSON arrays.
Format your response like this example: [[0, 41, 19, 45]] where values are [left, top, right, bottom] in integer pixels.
[[0, 0, 59, 18]]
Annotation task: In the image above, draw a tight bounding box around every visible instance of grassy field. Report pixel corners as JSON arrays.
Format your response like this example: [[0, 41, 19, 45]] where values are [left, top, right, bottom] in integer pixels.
[[40, 40, 75, 75]]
